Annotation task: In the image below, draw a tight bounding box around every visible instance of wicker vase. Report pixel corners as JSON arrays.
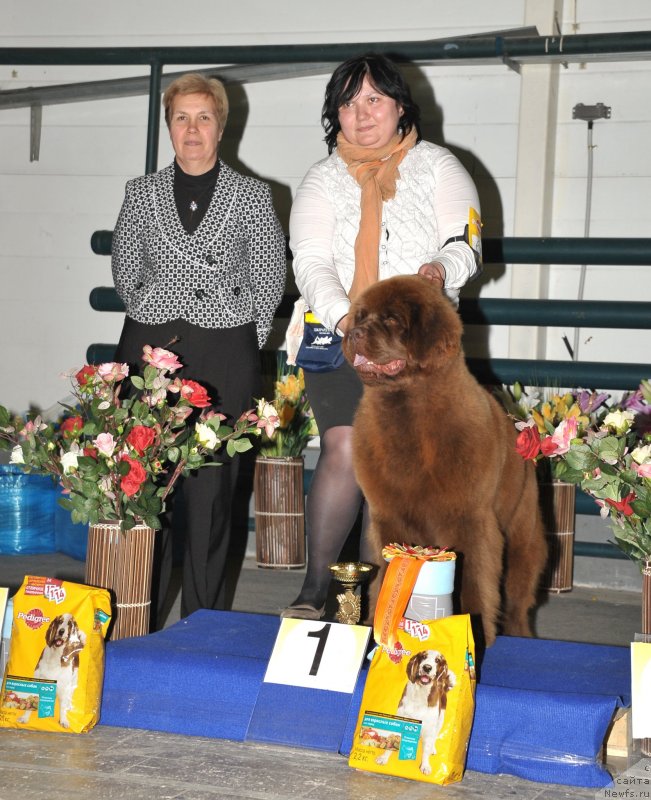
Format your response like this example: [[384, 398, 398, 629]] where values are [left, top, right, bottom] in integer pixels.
[[254, 456, 305, 569], [538, 481, 576, 593], [85, 521, 155, 640]]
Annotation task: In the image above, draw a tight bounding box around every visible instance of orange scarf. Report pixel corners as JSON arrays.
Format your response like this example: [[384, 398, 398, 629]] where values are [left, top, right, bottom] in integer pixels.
[[336, 128, 418, 301]]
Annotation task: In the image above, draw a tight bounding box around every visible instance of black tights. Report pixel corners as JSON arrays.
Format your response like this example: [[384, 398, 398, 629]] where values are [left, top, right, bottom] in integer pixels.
[[290, 425, 371, 609]]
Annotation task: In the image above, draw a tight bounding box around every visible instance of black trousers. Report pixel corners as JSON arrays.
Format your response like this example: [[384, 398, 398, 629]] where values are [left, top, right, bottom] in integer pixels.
[[114, 316, 261, 623]]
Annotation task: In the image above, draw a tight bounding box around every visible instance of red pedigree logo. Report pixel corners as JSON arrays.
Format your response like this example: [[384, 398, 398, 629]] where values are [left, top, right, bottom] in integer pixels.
[[17, 609, 49, 629]]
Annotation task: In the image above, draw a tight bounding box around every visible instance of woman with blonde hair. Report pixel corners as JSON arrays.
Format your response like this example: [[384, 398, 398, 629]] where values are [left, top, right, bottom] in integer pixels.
[[111, 72, 286, 626]]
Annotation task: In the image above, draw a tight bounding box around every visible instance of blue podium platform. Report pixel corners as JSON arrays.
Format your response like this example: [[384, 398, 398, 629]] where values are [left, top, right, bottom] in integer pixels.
[[100, 610, 630, 789]]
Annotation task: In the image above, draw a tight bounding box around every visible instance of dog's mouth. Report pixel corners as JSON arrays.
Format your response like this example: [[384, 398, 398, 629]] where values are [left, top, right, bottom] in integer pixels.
[[417, 674, 432, 686], [353, 353, 406, 377], [54, 637, 65, 648]]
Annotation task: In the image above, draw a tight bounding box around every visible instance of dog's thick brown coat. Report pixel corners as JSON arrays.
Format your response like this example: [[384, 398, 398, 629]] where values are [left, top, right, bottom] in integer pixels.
[[343, 275, 547, 645]]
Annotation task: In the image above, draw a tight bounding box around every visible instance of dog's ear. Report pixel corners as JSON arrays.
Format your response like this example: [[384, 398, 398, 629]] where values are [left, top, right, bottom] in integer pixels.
[[46, 616, 61, 647], [406, 285, 462, 369], [406, 653, 421, 683]]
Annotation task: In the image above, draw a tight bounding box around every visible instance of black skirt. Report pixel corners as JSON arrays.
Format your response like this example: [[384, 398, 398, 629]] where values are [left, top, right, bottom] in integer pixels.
[[303, 360, 363, 435]]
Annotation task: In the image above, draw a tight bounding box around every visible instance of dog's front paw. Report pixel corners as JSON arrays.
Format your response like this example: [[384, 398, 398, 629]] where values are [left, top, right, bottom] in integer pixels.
[[375, 752, 390, 766], [17, 714, 29, 725], [420, 760, 432, 775]]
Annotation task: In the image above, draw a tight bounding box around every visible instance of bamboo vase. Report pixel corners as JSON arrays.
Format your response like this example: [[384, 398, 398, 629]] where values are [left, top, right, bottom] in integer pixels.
[[539, 481, 576, 593], [85, 521, 155, 640], [254, 456, 305, 569]]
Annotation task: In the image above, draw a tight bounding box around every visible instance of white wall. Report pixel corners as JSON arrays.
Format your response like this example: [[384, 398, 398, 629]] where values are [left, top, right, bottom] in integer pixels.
[[1, 0, 650, 413]]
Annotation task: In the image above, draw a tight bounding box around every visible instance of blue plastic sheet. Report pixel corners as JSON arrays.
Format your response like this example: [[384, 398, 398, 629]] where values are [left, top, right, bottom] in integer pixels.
[[54, 501, 88, 560], [0, 466, 56, 554]]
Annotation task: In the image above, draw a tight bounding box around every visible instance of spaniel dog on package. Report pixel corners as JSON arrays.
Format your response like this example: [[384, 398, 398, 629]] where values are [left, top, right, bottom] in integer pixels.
[[18, 613, 86, 728], [376, 649, 455, 774], [342, 275, 547, 646]]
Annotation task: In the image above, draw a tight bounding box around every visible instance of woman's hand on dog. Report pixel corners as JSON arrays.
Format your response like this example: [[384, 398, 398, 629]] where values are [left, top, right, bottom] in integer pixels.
[[418, 262, 446, 288]]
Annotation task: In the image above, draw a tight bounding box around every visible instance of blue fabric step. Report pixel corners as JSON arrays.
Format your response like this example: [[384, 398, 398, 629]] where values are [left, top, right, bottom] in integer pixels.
[[100, 610, 629, 788]]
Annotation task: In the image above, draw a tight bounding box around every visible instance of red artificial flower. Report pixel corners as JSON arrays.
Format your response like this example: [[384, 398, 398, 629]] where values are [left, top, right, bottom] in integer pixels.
[[83, 446, 98, 459], [540, 436, 559, 457], [120, 456, 148, 498], [126, 425, 157, 455], [75, 364, 98, 386], [515, 426, 541, 461], [605, 492, 636, 517], [180, 379, 211, 408], [60, 416, 84, 438]]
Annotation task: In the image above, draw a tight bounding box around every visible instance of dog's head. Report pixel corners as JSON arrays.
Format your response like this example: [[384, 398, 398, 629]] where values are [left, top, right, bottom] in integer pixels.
[[406, 649, 456, 708], [46, 613, 86, 659], [343, 275, 462, 388]]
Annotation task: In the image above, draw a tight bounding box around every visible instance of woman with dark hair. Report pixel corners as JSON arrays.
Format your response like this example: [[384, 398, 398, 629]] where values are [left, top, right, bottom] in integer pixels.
[[111, 73, 286, 626], [284, 54, 481, 620]]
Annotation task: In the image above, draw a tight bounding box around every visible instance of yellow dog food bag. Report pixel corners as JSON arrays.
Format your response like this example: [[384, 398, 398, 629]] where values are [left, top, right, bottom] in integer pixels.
[[348, 554, 475, 785], [0, 575, 111, 733], [349, 614, 476, 785]]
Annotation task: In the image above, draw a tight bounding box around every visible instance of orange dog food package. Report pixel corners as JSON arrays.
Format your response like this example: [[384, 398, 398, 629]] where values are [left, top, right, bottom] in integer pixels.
[[0, 575, 111, 734], [348, 613, 476, 785]]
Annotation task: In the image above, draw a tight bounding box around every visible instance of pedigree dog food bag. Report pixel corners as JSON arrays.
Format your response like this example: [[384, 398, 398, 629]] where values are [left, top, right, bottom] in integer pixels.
[[348, 554, 476, 785], [0, 575, 111, 733]]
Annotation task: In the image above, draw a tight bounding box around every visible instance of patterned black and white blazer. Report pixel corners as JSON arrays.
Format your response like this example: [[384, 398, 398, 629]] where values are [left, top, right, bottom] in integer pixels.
[[111, 161, 287, 348]]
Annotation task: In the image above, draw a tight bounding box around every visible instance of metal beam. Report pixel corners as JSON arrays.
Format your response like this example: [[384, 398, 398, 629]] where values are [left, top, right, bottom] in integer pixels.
[[1, 29, 650, 70], [0, 63, 338, 111]]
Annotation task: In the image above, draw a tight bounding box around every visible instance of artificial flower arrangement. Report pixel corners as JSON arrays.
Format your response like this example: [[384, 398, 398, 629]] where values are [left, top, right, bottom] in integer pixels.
[[496, 383, 611, 481], [258, 350, 317, 458], [0, 345, 279, 531], [508, 380, 651, 568]]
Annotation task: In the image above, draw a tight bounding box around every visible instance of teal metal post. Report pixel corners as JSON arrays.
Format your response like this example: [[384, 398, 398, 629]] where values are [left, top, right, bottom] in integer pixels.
[[145, 62, 162, 174]]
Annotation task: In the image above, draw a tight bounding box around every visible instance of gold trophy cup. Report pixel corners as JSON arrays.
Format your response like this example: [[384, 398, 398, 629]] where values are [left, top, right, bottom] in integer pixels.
[[328, 562, 373, 625]]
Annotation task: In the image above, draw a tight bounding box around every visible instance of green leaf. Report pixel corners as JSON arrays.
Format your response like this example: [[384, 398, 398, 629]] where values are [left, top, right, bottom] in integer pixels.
[[593, 435, 625, 464], [231, 438, 253, 454], [130, 375, 145, 390], [563, 445, 597, 472], [167, 446, 180, 463]]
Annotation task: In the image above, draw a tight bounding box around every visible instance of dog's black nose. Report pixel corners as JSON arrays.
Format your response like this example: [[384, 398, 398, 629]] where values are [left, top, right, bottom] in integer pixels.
[[423, 664, 432, 674]]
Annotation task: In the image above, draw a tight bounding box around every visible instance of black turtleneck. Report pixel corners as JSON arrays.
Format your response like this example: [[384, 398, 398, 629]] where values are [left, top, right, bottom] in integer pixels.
[[173, 158, 220, 235]]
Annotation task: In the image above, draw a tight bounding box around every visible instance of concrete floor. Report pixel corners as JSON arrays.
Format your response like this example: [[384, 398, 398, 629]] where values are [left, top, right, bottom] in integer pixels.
[[0, 551, 649, 800]]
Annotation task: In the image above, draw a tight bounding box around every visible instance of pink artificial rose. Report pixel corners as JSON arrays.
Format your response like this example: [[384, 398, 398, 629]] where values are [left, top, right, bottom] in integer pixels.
[[142, 345, 183, 373], [633, 462, 651, 479], [94, 432, 116, 457], [97, 361, 129, 382], [549, 416, 578, 456]]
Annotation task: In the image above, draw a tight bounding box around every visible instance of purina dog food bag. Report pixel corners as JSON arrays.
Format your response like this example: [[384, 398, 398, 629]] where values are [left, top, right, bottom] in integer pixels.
[[348, 556, 476, 785], [0, 575, 111, 733]]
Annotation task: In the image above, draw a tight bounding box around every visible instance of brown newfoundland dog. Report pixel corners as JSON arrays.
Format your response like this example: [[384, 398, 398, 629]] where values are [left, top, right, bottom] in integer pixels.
[[343, 274, 547, 646]]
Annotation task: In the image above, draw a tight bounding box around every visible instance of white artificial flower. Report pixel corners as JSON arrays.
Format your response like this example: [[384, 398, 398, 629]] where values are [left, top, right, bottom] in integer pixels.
[[195, 422, 218, 450], [10, 445, 25, 464], [632, 444, 651, 465], [60, 449, 79, 474], [602, 409, 635, 435]]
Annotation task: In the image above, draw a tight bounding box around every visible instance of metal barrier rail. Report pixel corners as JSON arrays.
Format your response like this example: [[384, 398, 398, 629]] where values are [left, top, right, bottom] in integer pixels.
[[87, 232, 651, 558]]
